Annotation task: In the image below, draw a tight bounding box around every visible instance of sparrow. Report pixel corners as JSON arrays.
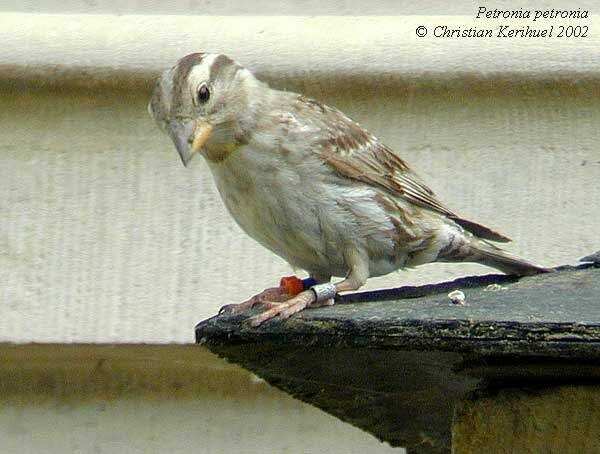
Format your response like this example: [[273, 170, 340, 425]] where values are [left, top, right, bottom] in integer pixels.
[[149, 52, 549, 326]]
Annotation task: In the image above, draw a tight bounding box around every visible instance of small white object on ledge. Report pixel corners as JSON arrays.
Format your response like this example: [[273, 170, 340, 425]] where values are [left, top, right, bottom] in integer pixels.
[[448, 290, 466, 305]]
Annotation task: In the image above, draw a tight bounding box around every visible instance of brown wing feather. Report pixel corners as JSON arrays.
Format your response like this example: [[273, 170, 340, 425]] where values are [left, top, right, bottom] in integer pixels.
[[296, 96, 511, 243]]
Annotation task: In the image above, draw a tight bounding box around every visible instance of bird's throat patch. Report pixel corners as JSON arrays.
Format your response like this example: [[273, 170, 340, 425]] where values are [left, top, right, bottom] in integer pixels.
[[201, 141, 242, 163]]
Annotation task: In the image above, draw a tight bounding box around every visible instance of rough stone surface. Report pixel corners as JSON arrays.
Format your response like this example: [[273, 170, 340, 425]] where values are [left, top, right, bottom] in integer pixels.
[[198, 266, 600, 358], [196, 265, 600, 453]]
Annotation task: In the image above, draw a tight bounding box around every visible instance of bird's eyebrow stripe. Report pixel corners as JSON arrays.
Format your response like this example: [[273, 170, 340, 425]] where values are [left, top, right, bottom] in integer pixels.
[[209, 54, 238, 84], [173, 52, 205, 93]]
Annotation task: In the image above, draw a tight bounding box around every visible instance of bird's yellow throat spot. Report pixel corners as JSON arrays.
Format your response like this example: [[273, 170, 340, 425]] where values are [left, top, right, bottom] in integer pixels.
[[191, 121, 213, 155], [191, 121, 242, 163]]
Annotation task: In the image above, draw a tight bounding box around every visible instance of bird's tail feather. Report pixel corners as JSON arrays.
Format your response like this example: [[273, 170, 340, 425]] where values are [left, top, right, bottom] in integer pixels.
[[449, 216, 511, 243], [470, 242, 551, 276]]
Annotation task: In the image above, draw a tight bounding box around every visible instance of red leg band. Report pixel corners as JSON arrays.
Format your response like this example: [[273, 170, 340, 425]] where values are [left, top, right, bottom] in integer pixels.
[[279, 276, 304, 296]]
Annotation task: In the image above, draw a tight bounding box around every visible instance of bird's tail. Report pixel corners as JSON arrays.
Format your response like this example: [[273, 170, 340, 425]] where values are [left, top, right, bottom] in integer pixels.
[[468, 241, 551, 276]]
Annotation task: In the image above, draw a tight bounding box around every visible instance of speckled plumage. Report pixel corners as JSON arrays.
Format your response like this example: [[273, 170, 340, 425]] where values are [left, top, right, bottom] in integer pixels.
[[149, 52, 548, 324]]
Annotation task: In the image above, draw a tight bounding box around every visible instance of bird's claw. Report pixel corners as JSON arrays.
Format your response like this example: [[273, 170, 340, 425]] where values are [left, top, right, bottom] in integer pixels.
[[218, 286, 290, 315]]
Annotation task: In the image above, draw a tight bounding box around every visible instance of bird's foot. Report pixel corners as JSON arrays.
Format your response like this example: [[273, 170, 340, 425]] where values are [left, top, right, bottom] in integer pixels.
[[219, 286, 290, 315], [219, 277, 337, 327], [246, 282, 337, 327], [246, 290, 319, 327]]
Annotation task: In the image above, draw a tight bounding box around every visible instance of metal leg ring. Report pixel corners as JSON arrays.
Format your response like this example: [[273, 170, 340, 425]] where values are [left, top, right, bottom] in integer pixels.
[[310, 282, 337, 303]]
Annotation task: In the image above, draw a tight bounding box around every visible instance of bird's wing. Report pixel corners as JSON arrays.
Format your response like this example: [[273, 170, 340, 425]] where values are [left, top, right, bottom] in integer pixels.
[[293, 95, 511, 243]]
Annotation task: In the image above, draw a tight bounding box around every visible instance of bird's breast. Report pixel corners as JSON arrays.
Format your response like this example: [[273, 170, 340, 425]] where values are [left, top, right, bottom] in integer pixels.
[[206, 145, 336, 272], [204, 145, 430, 278]]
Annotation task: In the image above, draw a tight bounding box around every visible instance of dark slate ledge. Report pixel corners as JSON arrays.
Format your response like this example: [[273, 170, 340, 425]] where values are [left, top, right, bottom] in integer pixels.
[[196, 264, 600, 454], [198, 265, 600, 358]]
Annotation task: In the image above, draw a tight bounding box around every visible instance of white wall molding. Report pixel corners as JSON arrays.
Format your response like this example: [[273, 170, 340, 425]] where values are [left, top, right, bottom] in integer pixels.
[[1, 13, 599, 90]]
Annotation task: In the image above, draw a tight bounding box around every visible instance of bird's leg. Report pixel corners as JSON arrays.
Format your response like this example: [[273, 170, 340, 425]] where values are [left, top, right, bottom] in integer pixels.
[[247, 259, 368, 327]]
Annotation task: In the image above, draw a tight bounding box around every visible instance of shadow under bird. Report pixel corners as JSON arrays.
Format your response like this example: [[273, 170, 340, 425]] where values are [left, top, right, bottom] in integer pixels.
[[149, 52, 550, 326]]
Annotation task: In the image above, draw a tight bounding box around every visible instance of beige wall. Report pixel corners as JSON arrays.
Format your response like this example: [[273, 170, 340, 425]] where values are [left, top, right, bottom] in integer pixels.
[[1, 398, 399, 453], [0, 345, 399, 453]]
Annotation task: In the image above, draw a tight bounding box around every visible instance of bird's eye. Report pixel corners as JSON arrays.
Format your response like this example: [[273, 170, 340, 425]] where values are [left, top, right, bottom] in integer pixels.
[[197, 84, 210, 104]]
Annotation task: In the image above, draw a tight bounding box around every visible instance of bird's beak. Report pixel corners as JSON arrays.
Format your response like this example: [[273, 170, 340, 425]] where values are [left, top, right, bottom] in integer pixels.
[[167, 120, 213, 167]]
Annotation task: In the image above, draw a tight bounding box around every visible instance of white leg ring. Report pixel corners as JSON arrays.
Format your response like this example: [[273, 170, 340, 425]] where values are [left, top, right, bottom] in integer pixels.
[[310, 283, 337, 303]]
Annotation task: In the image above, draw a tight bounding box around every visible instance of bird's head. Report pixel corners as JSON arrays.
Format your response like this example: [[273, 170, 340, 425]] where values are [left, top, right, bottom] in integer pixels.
[[149, 52, 263, 166]]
